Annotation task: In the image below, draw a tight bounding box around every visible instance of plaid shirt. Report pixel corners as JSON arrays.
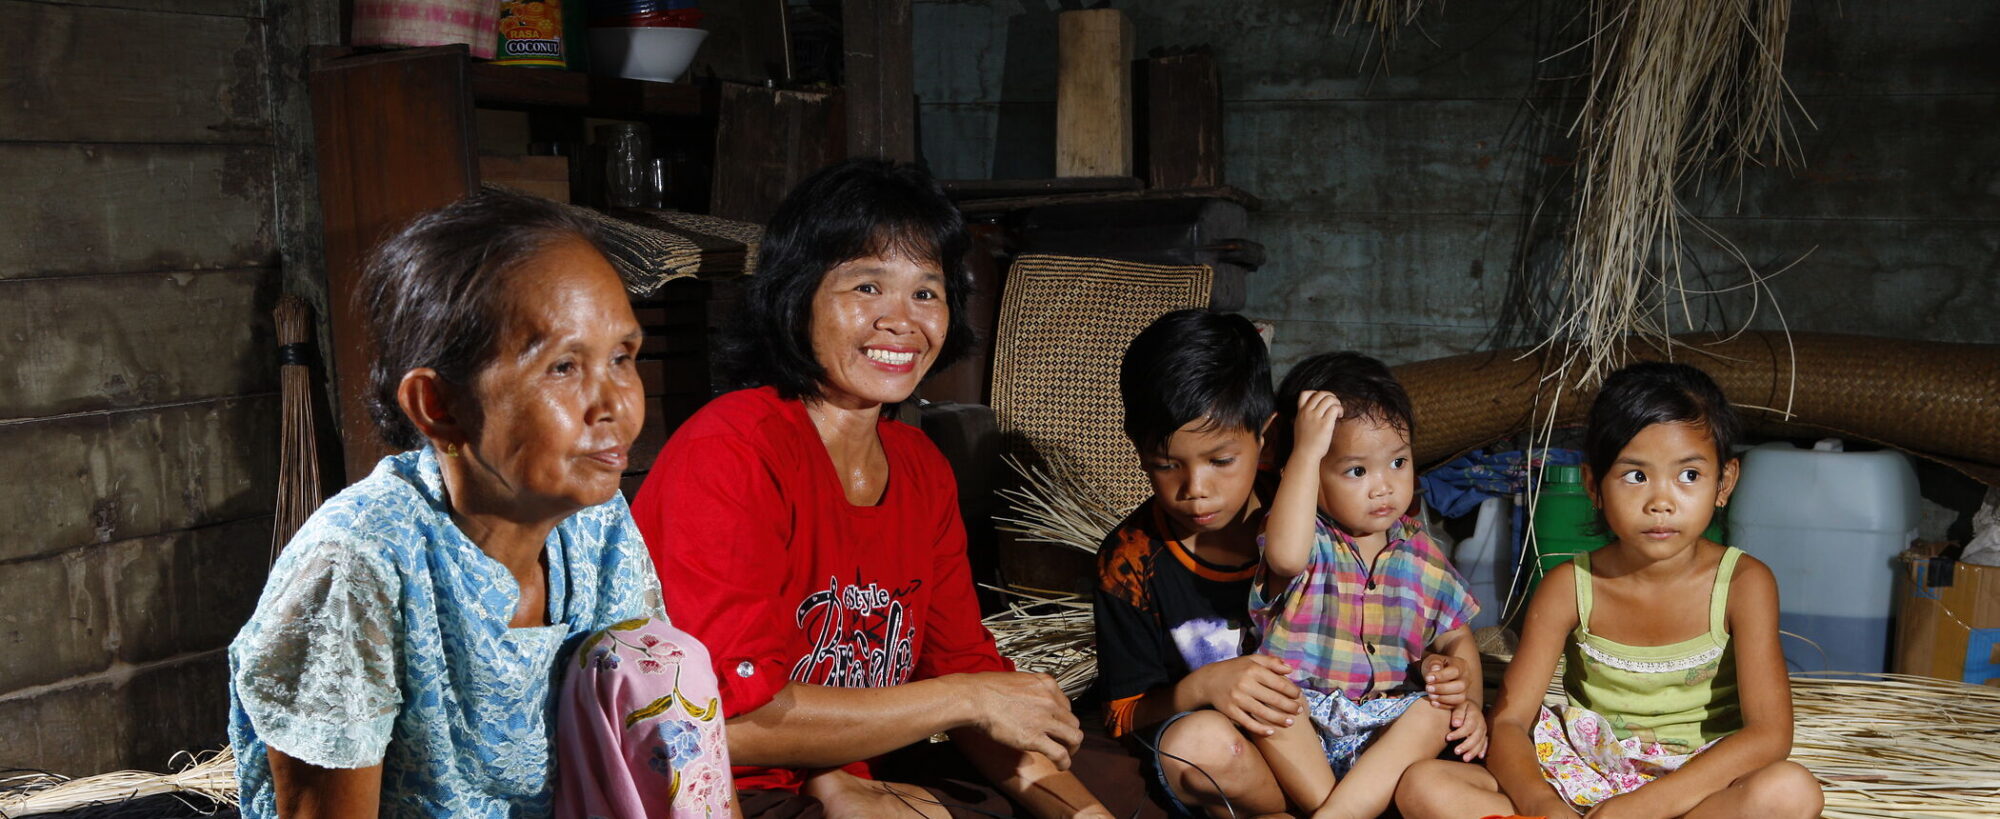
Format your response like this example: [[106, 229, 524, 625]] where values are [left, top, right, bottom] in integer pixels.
[[1250, 515, 1478, 700]]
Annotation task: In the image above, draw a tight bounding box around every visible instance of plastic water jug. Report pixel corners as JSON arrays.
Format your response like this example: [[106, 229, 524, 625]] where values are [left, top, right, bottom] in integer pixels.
[[1532, 465, 1603, 579], [1453, 496, 1512, 631], [1727, 439, 1920, 673]]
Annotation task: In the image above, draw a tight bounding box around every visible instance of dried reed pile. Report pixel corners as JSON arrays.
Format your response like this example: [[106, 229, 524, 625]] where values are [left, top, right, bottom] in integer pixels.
[[0, 749, 236, 817], [994, 455, 1131, 557], [272, 294, 323, 562], [980, 586, 1098, 698], [1540, 0, 1806, 387]]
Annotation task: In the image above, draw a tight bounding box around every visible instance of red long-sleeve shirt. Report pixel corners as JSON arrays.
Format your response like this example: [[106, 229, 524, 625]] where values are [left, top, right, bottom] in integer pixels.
[[631, 387, 1009, 793]]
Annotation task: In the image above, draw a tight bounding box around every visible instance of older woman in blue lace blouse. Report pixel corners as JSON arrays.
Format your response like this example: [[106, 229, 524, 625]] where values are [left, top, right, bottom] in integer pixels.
[[225, 190, 730, 818]]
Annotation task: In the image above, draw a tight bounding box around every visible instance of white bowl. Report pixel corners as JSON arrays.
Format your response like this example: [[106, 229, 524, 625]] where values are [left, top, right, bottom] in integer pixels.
[[588, 27, 708, 83]]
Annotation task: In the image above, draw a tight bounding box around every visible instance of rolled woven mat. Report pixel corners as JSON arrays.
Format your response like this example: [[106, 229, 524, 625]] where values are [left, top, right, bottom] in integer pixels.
[[1394, 332, 2000, 484]]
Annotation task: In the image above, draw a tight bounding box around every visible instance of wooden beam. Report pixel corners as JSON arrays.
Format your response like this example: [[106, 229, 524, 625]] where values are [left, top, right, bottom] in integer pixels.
[[1056, 9, 1134, 178], [309, 46, 477, 483], [842, 0, 915, 162], [1146, 51, 1224, 189]]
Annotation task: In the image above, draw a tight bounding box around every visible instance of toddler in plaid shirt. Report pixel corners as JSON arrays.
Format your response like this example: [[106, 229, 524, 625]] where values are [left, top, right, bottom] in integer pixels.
[[1248, 352, 1487, 819]]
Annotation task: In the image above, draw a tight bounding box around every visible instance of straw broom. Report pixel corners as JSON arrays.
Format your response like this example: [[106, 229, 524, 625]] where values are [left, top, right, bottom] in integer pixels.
[[0, 749, 236, 817], [271, 295, 324, 563]]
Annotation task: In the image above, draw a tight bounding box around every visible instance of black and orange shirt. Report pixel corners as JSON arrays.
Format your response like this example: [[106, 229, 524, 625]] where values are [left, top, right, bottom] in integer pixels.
[[1093, 498, 1262, 736]]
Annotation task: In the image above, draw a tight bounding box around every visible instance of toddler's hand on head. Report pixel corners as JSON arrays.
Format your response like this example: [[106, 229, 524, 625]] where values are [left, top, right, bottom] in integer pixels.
[[1290, 390, 1343, 462]]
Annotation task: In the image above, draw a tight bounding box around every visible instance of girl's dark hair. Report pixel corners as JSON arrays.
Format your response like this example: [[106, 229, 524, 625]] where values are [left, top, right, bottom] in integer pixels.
[[726, 158, 974, 400], [1119, 309, 1274, 455], [361, 188, 611, 450], [1584, 361, 1742, 481], [1270, 351, 1414, 463]]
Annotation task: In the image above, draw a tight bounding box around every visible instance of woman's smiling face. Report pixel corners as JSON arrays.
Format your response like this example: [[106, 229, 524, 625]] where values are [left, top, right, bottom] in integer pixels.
[[807, 250, 949, 409], [462, 237, 644, 518]]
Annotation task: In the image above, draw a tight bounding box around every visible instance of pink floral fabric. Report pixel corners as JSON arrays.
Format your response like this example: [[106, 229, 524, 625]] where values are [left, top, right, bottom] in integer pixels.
[[558, 618, 733, 818], [1532, 704, 1717, 809]]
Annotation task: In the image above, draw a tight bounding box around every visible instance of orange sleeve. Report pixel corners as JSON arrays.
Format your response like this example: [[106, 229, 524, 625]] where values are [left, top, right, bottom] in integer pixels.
[[1105, 693, 1144, 738]]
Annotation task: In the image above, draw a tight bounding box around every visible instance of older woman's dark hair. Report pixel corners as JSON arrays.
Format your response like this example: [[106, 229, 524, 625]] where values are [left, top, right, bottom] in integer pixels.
[[361, 188, 611, 450], [728, 158, 974, 399]]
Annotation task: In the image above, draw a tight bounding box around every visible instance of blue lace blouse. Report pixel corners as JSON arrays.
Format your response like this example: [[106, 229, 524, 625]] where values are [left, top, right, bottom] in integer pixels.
[[227, 448, 665, 818]]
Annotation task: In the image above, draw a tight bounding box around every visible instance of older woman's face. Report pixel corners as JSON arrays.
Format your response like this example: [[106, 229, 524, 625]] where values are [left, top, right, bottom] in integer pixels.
[[808, 251, 948, 409], [463, 237, 644, 517]]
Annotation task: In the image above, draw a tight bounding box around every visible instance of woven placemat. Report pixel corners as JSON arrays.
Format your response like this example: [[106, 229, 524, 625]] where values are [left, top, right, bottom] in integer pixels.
[[989, 254, 1214, 512], [583, 208, 762, 296]]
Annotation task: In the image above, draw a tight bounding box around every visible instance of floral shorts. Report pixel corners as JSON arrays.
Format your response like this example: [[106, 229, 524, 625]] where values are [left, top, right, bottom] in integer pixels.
[[558, 618, 734, 818], [1532, 704, 1716, 809], [1300, 688, 1428, 776]]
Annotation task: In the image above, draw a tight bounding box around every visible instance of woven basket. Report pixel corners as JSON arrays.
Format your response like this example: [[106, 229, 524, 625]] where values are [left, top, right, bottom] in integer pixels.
[[578, 208, 763, 296], [1395, 332, 2000, 484], [989, 254, 1214, 512]]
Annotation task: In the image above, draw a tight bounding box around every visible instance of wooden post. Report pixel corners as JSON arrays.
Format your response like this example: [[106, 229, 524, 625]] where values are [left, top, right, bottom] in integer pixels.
[[1146, 51, 1223, 189], [710, 82, 845, 223], [843, 0, 915, 162], [1056, 9, 1134, 178]]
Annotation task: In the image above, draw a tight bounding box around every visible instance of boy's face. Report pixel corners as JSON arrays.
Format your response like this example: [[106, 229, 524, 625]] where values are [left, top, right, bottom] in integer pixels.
[[1315, 414, 1415, 544], [1142, 418, 1265, 541]]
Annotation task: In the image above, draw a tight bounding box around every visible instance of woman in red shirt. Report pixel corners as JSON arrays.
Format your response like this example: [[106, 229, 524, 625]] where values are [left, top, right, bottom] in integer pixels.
[[632, 159, 1131, 818]]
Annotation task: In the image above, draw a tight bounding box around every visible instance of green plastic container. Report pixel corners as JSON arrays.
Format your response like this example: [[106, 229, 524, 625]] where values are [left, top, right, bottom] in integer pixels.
[[1531, 465, 1605, 581]]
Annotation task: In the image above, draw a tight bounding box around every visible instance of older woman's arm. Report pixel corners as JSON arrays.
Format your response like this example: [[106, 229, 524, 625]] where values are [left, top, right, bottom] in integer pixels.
[[268, 751, 382, 819]]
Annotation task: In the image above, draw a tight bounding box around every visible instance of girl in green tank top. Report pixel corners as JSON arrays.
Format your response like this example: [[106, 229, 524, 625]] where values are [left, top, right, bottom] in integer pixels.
[[1394, 364, 1822, 819]]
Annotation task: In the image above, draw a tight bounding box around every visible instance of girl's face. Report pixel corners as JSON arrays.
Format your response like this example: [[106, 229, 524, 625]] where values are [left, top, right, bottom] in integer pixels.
[[1315, 414, 1415, 549], [808, 251, 949, 410], [460, 238, 645, 519], [1586, 421, 1740, 560]]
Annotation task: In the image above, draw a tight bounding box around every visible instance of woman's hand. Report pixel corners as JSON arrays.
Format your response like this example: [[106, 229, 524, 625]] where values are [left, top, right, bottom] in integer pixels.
[[1182, 655, 1303, 736], [952, 671, 1084, 770]]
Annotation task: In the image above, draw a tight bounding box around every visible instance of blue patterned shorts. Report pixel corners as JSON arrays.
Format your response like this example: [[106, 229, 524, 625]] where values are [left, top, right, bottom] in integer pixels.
[[1300, 689, 1428, 776]]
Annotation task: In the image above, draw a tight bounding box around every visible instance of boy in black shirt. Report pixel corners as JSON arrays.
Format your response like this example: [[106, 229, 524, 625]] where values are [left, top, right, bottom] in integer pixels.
[[1095, 309, 1296, 817]]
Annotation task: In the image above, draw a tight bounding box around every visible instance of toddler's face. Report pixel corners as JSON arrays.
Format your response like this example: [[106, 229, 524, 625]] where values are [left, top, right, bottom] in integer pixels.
[[1142, 419, 1265, 540], [1314, 414, 1414, 544]]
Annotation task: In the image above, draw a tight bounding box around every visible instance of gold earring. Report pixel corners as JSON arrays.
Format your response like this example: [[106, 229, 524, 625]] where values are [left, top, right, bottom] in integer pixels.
[[443, 441, 460, 457]]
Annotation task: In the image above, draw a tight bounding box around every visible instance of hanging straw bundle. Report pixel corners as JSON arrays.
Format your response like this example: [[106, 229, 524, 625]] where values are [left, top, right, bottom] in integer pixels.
[[1538, 0, 1808, 387], [271, 295, 324, 563], [0, 749, 237, 817]]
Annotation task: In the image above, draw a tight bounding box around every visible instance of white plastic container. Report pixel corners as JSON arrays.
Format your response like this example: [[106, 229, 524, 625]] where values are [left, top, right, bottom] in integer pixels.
[[1453, 496, 1513, 632], [1727, 439, 1920, 673]]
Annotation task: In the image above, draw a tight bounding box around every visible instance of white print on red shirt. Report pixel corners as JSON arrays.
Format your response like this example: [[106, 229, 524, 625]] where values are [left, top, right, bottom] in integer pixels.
[[791, 575, 920, 688]]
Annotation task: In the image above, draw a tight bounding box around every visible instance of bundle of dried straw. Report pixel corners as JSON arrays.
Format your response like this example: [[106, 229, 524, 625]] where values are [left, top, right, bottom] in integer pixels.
[[0, 749, 236, 817]]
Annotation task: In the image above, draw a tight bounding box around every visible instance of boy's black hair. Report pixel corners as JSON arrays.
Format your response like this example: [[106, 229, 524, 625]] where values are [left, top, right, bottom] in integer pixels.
[[724, 158, 975, 400], [1119, 309, 1274, 455], [1584, 361, 1742, 481], [1271, 351, 1414, 463], [360, 187, 611, 451]]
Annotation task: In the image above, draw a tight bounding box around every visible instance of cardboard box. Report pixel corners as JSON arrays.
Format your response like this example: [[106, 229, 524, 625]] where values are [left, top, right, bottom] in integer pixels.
[[1894, 542, 2000, 687]]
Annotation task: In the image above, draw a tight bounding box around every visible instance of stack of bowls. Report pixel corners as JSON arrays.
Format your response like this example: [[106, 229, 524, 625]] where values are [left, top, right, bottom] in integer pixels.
[[589, 0, 707, 82]]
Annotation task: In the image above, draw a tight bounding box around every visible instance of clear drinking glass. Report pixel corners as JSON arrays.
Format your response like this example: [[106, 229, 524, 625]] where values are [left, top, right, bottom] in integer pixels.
[[598, 123, 651, 208]]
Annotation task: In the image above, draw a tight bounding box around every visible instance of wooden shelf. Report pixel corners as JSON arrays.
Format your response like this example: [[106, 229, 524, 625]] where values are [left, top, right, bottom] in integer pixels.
[[469, 62, 717, 119]]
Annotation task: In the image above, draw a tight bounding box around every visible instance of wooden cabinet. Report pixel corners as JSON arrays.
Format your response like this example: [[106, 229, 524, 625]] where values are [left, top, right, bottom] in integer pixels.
[[307, 45, 725, 486]]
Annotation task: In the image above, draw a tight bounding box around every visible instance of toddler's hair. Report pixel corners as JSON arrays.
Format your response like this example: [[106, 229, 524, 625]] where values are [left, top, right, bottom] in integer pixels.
[[1584, 362, 1743, 482], [1271, 351, 1413, 463], [1119, 309, 1274, 456]]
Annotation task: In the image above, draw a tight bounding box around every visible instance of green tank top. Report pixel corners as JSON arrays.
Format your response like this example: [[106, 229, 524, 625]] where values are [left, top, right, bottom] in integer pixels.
[[1563, 547, 1744, 753]]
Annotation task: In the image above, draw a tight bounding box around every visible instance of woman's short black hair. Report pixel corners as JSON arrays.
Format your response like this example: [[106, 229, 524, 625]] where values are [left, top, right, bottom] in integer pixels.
[[1584, 361, 1742, 481], [726, 158, 974, 400], [360, 187, 611, 451], [1270, 351, 1414, 463], [1119, 309, 1274, 455]]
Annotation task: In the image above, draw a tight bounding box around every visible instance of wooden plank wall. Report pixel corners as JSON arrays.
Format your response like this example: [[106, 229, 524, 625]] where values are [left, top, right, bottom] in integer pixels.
[[0, 0, 335, 776], [912, 0, 2000, 371]]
